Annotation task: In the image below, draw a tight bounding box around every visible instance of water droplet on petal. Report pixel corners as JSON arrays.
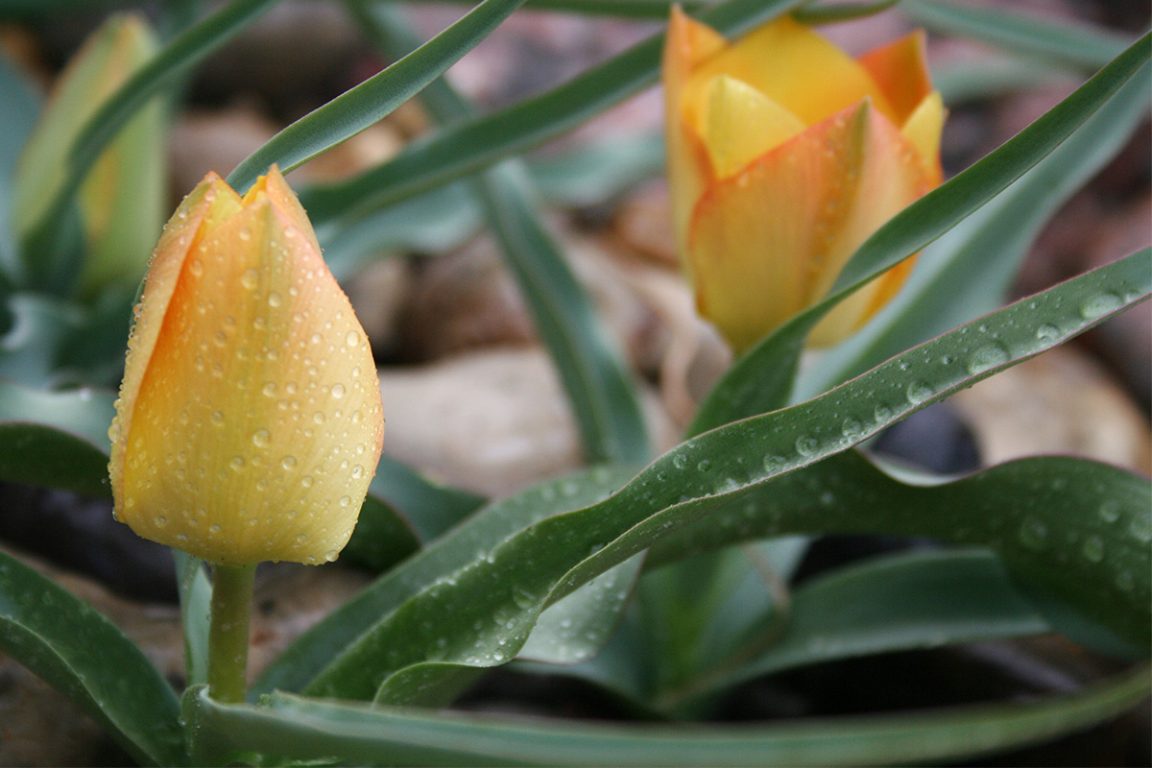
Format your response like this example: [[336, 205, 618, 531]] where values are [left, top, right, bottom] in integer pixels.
[[241, 269, 258, 290], [252, 429, 270, 448]]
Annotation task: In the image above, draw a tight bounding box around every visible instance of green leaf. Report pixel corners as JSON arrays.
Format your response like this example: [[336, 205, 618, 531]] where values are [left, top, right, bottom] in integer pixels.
[[689, 32, 1152, 435], [356, 3, 650, 465], [797, 57, 1152, 399], [297, 0, 807, 224], [302, 251, 1149, 704], [251, 465, 634, 698], [369, 455, 485, 542], [186, 669, 1151, 766], [340, 492, 422, 572], [660, 549, 1051, 709], [793, 0, 900, 24], [0, 381, 113, 496], [174, 550, 211, 687], [0, 294, 87, 387], [903, 0, 1131, 72], [0, 50, 39, 282], [0, 550, 184, 766], [474, 165, 651, 464], [226, 0, 529, 191], [20, 0, 279, 287]]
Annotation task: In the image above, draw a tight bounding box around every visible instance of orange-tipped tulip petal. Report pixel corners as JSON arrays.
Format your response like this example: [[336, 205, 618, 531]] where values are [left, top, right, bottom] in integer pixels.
[[109, 168, 384, 566], [664, 10, 945, 352]]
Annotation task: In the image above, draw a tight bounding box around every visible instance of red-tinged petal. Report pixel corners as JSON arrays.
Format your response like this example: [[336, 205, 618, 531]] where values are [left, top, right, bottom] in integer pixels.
[[688, 102, 932, 351], [108, 173, 241, 504], [112, 169, 384, 566], [857, 30, 933, 126], [806, 104, 934, 346]]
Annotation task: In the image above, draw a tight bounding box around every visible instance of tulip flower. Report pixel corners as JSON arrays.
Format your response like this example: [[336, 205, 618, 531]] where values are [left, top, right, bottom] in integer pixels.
[[108, 167, 385, 567], [13, 14, 165, 296], [664, 8, 945, 351]]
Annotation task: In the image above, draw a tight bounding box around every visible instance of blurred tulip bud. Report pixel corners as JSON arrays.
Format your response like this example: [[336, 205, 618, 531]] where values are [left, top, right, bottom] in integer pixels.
[[12, 14, 165, 296], [108, 168, 385, 566], [664, 8, 945, 352]]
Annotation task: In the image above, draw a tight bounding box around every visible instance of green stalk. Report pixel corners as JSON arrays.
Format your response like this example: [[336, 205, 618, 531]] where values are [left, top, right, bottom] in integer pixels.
[[207, 563, 256, 703]]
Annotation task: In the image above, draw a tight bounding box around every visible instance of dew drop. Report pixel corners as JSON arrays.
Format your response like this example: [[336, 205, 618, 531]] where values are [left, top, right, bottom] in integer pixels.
[[301, 475, 314, 489], [672, 454, 689, 471], [1098, 500, 1121, 524], [1079, 292, 1121, 319], [345, 331, 360, 347], [238, 227, 252, 242], [697, 459, 712, 472], [241, 269, 258, 290], [966, 343, 1010, 375], [154, 515, 168, 528], [312, 411, 326, 425], [1129, 515, 1152, 545], [1035, 324, 1060, 343], [252, 429, 271, 448], [840, 417, 864, 438], [268, 292, 283, 308], [795, 436, 819, 457], [210, 411, 225, 426], [763, 454, 786, 472], [261, 382, 277, 398], [229, 456, 246, 471], [330, 383, 346, 399], [351, 464, 364, 480], [906, 381, 934, 404], [338, 495, 351, 508], [209, 524, 221, 535], [281, 456, 297, 471], [189, 259, 203, 277]]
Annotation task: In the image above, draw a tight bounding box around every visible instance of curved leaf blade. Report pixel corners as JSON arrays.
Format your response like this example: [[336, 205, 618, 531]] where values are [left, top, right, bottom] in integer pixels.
[[186, 670, 1151, 766], [227, 0, 528, 191], [304, 251, 1149, 702], [0, 550, 184, 766], [689, 33, 1152, 434], [297, 0, 806, 224]]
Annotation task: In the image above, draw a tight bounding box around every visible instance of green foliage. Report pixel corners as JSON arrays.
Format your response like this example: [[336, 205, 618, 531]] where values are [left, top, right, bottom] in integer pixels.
[[0, 0, 1147, 765]]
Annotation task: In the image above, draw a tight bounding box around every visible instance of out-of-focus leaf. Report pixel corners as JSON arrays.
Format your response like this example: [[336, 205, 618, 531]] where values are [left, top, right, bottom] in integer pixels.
[[356, 3, 650, 466], [0, 295, 86, 387], [298, 0, 806, 224], [369, 455, 485, 543], [300, 253, 1149, 704], [173, 550, 210, 687], [903, 0, 1131, 72], [798, 58, 1152, 399], [20, 0, 278, 283], [227, 0, 528, 191], [0, 381, 112, 496], [185, 669, 1151, 766], [0, 51, 39, 283], [661, 549, 1050, 709], [689, 33, 1151, 435], [251, 465, 634, 698], [0, 550, 184, 766]]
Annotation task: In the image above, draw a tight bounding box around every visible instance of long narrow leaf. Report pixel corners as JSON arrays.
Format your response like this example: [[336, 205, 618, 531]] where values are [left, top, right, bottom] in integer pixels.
[[903, 0, 1131, 72], [0, 550, 184, 766], [227, 0, 528, 191], [303, 251, 1149, 702], [297, 0, 806, 224], [186, 669, 1150, 766], [689, 33, 1151, 435], [798, 57, 1152, 398]]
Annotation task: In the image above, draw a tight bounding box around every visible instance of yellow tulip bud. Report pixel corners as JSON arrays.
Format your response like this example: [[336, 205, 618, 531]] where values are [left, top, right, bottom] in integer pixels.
[[108, 168, 385, 566], [12, 14, 165, 296], [664, 9, 946, 352]]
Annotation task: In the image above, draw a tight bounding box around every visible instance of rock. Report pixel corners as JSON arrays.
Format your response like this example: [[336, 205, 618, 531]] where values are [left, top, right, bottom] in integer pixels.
[[344, 257, 412, 356], [167, 107, 279, 199], [378, 348, 676, 497], [952, 345, 1152, 475]]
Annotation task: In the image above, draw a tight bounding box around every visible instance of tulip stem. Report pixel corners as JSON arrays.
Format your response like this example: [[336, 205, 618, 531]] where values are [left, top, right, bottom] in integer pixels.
[[207, 563, 256, 703]]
